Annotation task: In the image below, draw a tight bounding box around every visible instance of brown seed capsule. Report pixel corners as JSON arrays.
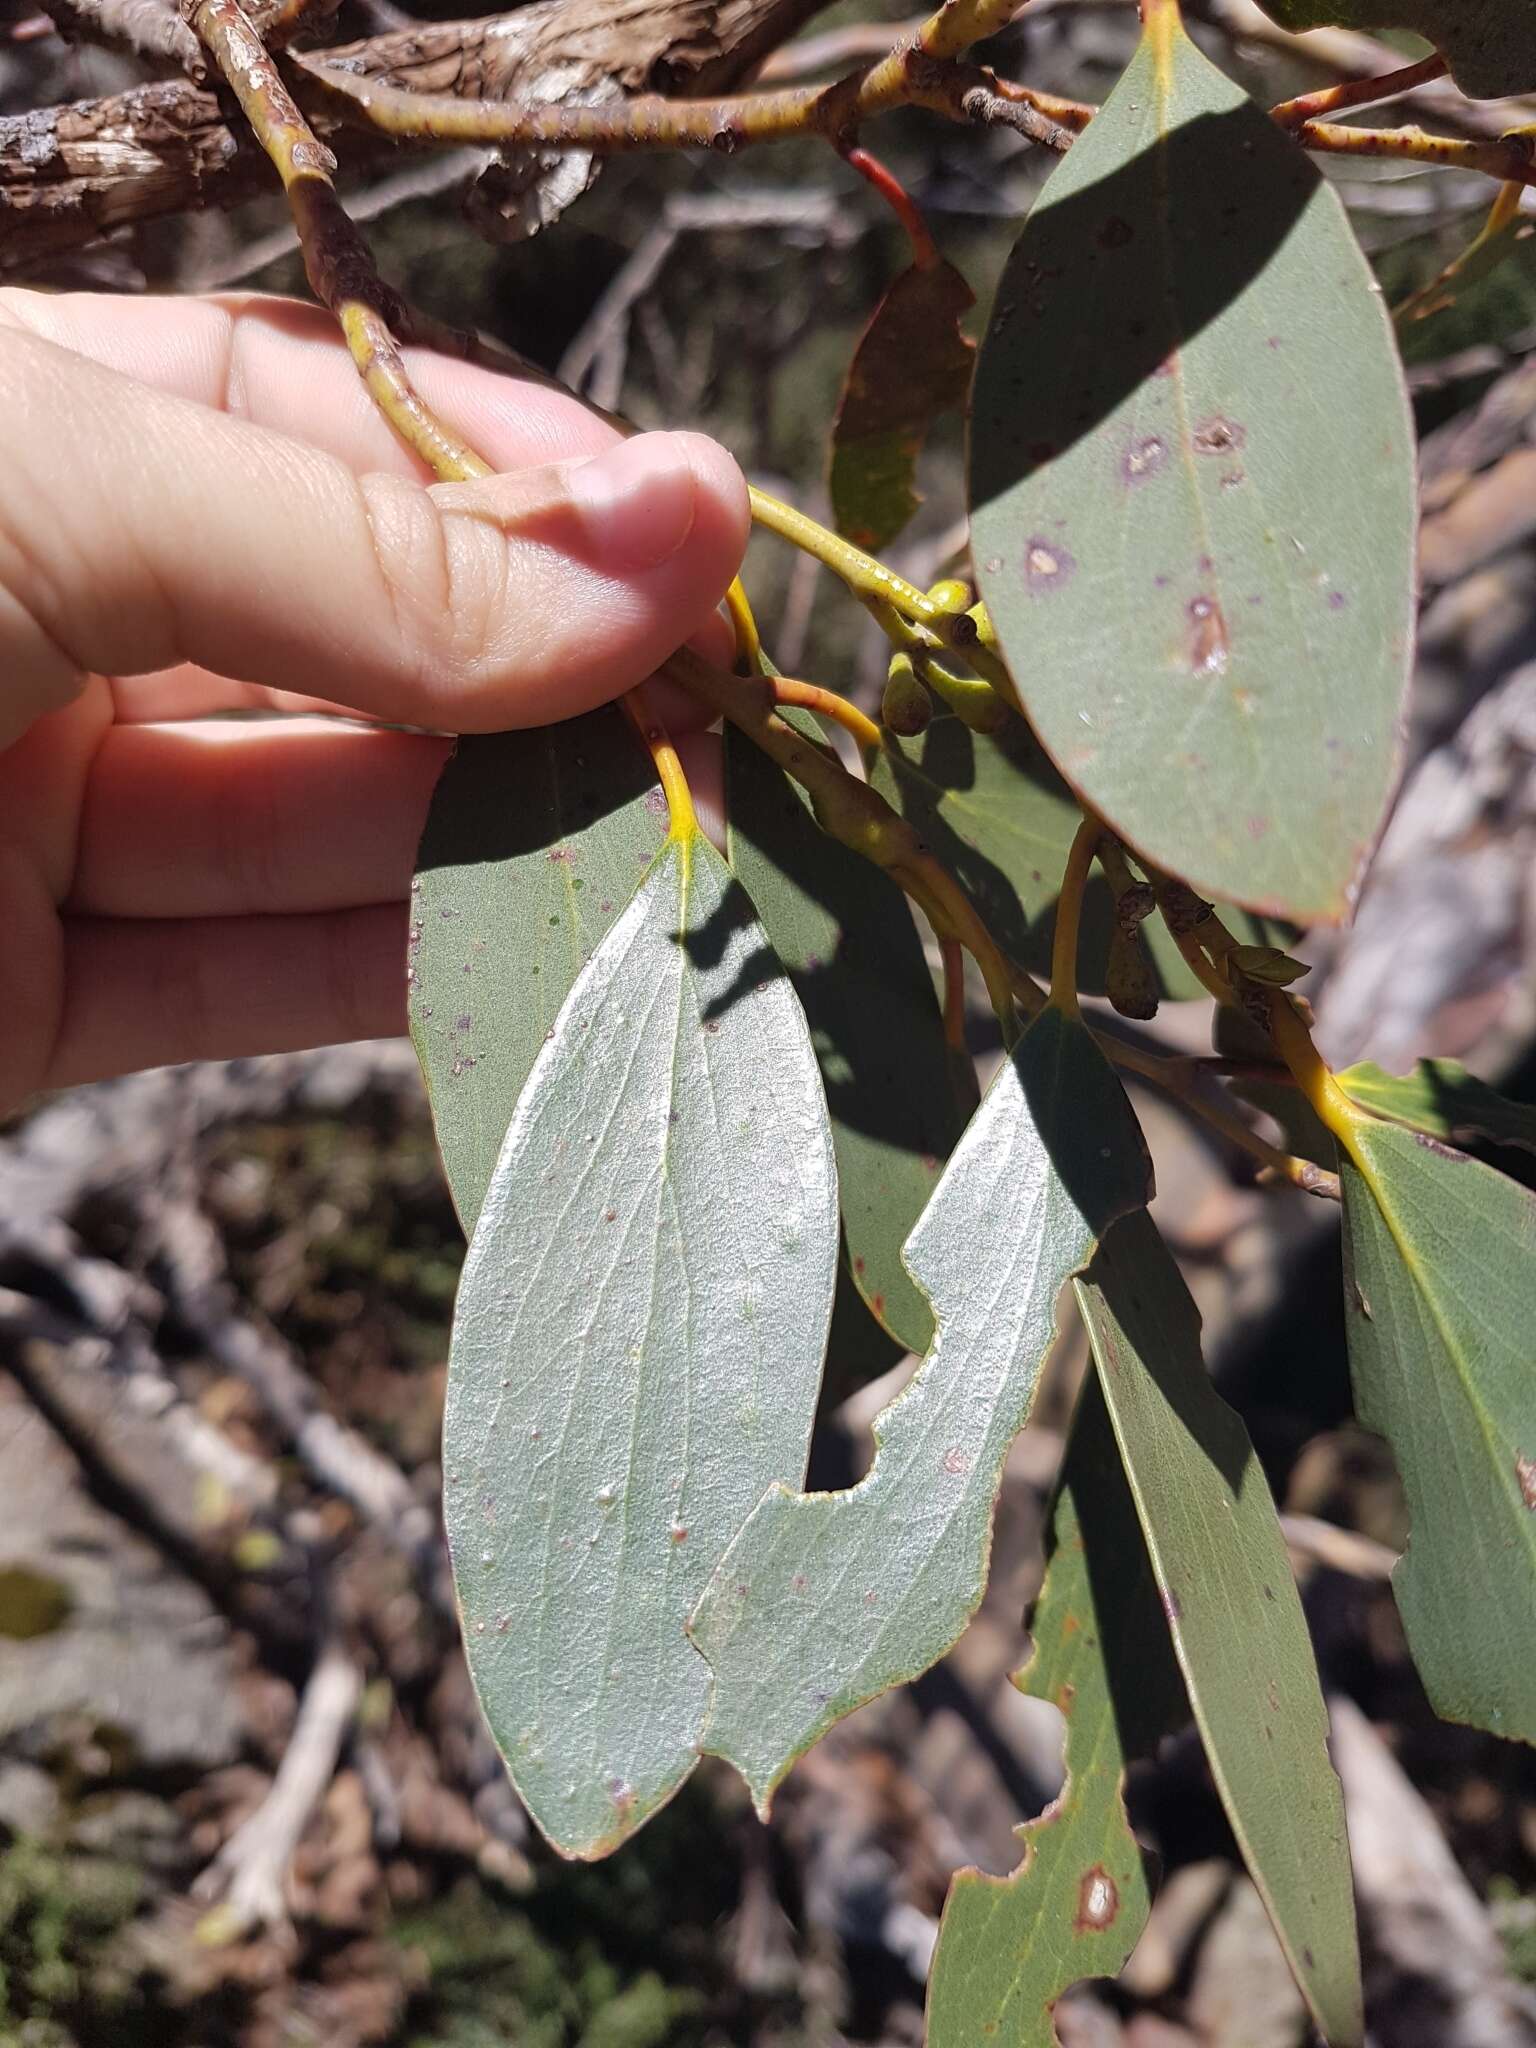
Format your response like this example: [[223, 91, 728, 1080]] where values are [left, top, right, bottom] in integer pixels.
[[882, 652, 933, 737], [1115, 881, 1157, 937], [1107, 923, 1159, 1021], [1158, 879, 1215, 937]]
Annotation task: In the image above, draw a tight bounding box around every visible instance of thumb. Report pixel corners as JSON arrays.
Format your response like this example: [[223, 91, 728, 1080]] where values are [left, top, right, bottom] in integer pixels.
[[0, 325, 748, 744]]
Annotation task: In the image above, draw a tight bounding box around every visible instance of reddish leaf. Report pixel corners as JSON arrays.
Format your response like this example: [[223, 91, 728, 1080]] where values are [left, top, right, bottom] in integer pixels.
[[830, 260, 975, 552]]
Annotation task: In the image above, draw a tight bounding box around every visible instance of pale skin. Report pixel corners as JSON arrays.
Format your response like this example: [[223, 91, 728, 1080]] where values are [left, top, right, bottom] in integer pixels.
[[0, 289, 749, 1115]]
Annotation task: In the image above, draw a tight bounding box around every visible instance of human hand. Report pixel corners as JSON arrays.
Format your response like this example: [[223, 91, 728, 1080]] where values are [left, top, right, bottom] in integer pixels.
[[0, 290, 748, 1114]]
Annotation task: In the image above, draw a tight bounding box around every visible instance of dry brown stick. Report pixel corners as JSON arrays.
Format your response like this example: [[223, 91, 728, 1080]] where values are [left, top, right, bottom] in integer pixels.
[[0, 0, 836, 273], [186, 145, 483, 291], [194, 1633, 363, 1938], [38, 0, 206, 73], [151, 1188, 440, 1571]]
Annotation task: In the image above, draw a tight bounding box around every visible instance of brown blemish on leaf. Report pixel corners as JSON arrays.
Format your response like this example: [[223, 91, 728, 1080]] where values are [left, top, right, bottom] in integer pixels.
[[1412, 1130, 1465, 1162], [791, 1573, 809, 1593], [1074, 1866, 1120, 1933], [1194, 415, 1246, 456], [609, 1777, 636, 1819], [1022, 538, 1076, 594], [942, 1446, 973, 1476], [1516, 1453, 1536, 1510], [1352, 1282, 1373, 1321], [1187, 597, 1230, 676], [1160, 1587, 1183, 1624], [1122, 435, 1168, 486]]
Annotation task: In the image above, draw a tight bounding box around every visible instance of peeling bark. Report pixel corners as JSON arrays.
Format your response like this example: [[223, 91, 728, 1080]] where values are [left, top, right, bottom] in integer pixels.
[[0, 0, 836, 272]]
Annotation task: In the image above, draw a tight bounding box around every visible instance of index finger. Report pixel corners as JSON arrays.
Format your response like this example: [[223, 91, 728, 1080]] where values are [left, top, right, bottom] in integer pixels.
[[0, 287, 619, 481]]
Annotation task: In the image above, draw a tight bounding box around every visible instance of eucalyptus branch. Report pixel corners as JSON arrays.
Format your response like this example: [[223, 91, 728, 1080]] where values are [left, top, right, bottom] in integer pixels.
[[305, 43, 1070, 155], [192, 0, 490, 484], [1101, 1030, 1341, 1200], [769, 676, 883, 752], [1296, 117, 1536, 187], [667, 646, 1019, 1028], [1269, 52, 1448, 129], [622, 687, 698, 840]]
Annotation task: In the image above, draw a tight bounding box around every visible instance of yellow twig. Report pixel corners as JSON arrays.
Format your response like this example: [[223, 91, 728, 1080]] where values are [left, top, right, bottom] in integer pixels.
[[770, 677, 882, 752], [623, 687, 697, 841]]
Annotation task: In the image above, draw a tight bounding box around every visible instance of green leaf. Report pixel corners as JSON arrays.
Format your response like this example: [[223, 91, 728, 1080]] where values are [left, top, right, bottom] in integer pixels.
[[1077, 1210, 1363, 2046], [1250, 0, 1536, 96], [969, 14, 1416, 922], [871, 713, 1281, 995], [1338, 1059, 1536, 1158], [411, 714, 664, 1233], [691, 1007, 1150, 1810], [445, 829, 840, 1856], [927, 1376, 1188, 2047], [830, 259, 976, 552], [1340, 1117, 1536, 1744], [726, 712, 962, 1354]]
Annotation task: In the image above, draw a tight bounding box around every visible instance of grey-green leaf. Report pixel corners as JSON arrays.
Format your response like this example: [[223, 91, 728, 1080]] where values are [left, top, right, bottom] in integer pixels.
[[1077, 1210, 1363, 2046], [1339, 1059, 1536, 1158], [872, 713, 1282, 994], [411, 714, 664, 1232], [927, 1376, 1188, 2046], [691, 1007, 1150, 1809], [1251, 0, 1535, 97], [969, 14, 1416, 922], [446, 830, 839, 1855], [1340, 1118, 1536, 1744], [726, 713, 961, 1353]]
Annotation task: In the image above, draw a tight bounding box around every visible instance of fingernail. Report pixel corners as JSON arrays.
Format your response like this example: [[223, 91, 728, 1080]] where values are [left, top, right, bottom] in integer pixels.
[[567, 434, 699, 573]]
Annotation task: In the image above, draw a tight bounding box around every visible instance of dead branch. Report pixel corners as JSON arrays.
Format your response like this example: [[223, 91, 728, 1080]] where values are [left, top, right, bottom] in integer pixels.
[[0, 0, 840, 272], [1279, 1512, 1398, 1582], [196, 1634, 363, 1938], [37, 0, 206, 75], [557, 182, 852, 400], [150, 1185, 442, 1584]]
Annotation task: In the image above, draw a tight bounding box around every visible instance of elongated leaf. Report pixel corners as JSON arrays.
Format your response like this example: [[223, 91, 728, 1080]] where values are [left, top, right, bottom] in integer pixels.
[[446, 828, 839, 1855], [872, 714, 1281, 993], [1340, 1118, 1536, 1743], [1251, 1, 1535, 96], [1077, 1210, 1363, 2045], [726, 714, 961, 1353], [1339, 1059, 1536, 1158], [969, 13, 1416, 922], [927, 1377, 1188, 2047], [830, 258, 976, 551], [691, 1007, 1150, 1809], [411, 714, 663, 1232]]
